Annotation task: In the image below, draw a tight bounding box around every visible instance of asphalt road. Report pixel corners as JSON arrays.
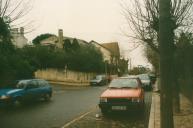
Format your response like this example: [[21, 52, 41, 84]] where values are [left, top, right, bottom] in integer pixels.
[[0, 85, 152, 128], [0, 85, 107, 128]]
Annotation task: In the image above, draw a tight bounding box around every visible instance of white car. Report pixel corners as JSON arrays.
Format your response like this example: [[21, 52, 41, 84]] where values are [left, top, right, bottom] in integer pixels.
[[137, 74, 152, 90]]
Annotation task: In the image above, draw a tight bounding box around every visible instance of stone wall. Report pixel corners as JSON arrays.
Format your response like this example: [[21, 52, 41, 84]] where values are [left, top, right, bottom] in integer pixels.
[[35, 69, 96, 86]]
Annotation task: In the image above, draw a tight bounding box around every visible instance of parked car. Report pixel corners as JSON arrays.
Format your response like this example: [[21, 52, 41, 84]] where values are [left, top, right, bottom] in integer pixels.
[[149, 73, 157, 85], [0, 79, 52, 106], [90, 75, 108, 86], [99, 77, 144, 115], [137, 74, 152, 90]]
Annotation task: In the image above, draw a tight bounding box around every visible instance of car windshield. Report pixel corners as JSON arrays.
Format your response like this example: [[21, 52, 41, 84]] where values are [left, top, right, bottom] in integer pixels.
[[109, 78, 138, 88], [15, 81, 29, 89], [138, 74, 149, 80]]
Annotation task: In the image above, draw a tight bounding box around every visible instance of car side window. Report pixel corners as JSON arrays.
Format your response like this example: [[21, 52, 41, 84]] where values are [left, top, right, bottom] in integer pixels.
[[37, 80, 48, 87], [26, 81, 39, 89], [16, 81, 28, 89]]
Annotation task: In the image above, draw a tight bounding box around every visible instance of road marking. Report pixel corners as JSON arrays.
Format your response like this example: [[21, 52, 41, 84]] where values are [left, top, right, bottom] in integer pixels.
[[61, 107, 97, 128]]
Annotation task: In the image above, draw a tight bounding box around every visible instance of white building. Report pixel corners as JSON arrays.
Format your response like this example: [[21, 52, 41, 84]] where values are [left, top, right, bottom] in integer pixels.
[[90, 40, 112, 63], [11, 27, 28, 48]]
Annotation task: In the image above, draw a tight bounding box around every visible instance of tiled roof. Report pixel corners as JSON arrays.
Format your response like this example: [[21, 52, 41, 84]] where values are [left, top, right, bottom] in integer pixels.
[[101, 42, 120, 56], [89, 40, 111, 52]]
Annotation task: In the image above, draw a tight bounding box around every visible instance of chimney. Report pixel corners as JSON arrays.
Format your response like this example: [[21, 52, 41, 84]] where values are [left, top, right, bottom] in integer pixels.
[[58, 29, 63, 45], [20, 27, 24, 36]]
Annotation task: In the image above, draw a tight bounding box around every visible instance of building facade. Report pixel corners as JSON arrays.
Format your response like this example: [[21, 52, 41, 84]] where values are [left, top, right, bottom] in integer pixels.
[[39, 29, 88, 48], [101, 42, 121, 74], [89, 40, 112, 63], [11, 27, 28, 48]]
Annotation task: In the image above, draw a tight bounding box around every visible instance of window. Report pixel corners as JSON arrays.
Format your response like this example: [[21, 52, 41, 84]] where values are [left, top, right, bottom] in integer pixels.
[[26, 80, 39, 89]]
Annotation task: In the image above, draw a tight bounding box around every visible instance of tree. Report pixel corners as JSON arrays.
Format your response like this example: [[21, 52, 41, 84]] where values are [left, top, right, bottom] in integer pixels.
[[71, 38, 80, 51], [0, 17, 11, 42], [159, 0, 174, 127], [122, 0, 193, 118], [128, 66, 150, 75], [122, 0, 193, 52], [144, 45, 159, 73], [0, 0, 35, 87], [67, 44, 105, 72], [63, 39, 72, 52], [0, 17, 14, 52], [175, 32, 193, 101], [0, 0, 33, 30]]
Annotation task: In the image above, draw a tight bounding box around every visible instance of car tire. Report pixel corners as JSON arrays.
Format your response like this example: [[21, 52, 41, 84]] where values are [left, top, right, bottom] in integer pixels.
[[98, 82, 101, 86], [44, 93, 51, 101], [11, 97, 22, 107]]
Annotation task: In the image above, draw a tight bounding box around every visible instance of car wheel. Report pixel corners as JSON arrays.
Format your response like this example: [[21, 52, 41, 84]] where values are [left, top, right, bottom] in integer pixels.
[[12, 97, 22, 107], [44, 93, 51, 101]]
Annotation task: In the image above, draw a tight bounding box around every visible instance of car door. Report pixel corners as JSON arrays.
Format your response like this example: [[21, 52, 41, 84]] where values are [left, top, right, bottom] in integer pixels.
[[24, 80, 39, 101], [36, 80, 48, 97]]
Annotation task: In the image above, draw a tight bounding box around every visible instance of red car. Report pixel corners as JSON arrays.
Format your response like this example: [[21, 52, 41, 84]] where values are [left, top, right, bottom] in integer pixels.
[[99, 77, 144, 114]]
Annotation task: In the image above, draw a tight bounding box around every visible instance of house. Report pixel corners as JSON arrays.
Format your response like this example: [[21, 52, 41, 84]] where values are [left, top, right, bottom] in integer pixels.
[[102, 42, 120, 64], [39, 29, 88, 48], [101, 42, 121, 74], [11, 27, 28, 48], [89, 40, 112, 63], [90, 41, 122, 75]]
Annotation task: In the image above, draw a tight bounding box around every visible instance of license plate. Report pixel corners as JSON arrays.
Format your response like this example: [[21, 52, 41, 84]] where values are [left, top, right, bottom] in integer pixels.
[[112, 106, 127, 110]]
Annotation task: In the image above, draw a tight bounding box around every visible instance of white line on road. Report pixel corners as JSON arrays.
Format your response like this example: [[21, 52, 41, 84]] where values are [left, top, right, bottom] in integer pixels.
[[61, 107, 97, 128]]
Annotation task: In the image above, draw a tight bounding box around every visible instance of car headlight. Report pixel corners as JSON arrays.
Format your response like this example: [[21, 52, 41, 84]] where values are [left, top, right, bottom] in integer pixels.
[[132, 98, 141, 103], [100, 98, 107, 102], [0, 95, 10, 100]]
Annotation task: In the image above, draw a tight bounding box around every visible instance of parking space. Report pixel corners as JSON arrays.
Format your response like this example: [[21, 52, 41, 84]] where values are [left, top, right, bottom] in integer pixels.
[[63, 91, 152, 128]]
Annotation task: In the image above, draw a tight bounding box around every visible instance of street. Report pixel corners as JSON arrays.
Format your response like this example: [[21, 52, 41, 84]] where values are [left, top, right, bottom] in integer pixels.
[[0, 85, 152, 128]]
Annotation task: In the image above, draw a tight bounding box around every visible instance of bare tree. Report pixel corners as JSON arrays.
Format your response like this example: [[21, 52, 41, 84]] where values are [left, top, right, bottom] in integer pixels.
[[0, 0, 33, 34], [122, 0, 193, 127], [122, 0, 193, 52], [159, 0, 175, 127]]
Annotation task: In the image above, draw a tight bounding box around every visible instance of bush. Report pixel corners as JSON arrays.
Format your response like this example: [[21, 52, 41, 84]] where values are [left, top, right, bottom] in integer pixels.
[[0, 40, 105, 87]]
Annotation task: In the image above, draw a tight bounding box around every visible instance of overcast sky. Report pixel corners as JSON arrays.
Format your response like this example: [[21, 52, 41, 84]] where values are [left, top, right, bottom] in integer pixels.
[[26, 0, 150, 68]]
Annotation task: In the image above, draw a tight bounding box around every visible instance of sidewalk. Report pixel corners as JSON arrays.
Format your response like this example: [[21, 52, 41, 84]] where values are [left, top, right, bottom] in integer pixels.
[[148, 92, 160, 128], [148, 92, 193, 128], [174, 95, 193, 128]]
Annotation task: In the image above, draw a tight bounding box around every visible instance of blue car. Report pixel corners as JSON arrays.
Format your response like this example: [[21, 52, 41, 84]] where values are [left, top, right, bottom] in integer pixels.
[[0, 79, 52, 106]]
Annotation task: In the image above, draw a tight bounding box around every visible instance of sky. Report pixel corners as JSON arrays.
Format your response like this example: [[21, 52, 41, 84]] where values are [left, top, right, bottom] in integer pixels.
[[25, 0, 150, 68]]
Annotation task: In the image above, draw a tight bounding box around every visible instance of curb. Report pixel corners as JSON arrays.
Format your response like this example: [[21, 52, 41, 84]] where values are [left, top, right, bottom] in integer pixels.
[[49, 81, 90, 86], [148, 93, 155, 128], [148, 92, 160, 128]]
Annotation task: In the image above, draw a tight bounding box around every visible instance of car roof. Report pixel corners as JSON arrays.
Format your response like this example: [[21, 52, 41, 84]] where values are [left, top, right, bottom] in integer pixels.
[[115, 76, 139, 79]]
